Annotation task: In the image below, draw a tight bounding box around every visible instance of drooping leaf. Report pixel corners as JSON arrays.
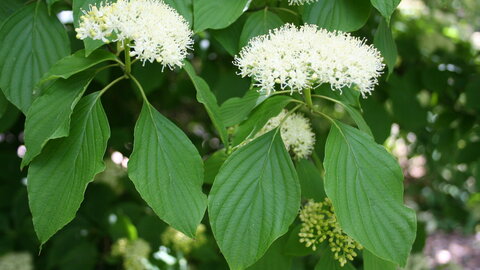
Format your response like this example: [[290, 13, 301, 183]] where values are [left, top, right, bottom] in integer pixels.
[[232, 95, 293, 146], [239, 9, 283, 48], [204, 149, 228, 185], [28, 92, 110, 245], [295, 159, 326, 201], [364, 249, 396, 270], [284, 224, 315, 257], [374, 19, 397, 76], [370, 0, 401, 24], [208, 129, 301, 270], [184, 61, 228, 146], [324, 121, 416, 266], [211, 16, 246, 56], [220, 90, 266, 127], [22, 71, 96, 167], [193, 0, 250, 32], [127, 102, 207, 237], [0, 1, 70, 113], [303, 0, 371, 32], [40, 49, 119, 83], [247, 235, 293, 270], [164, 0, 192, 25], [73, 0, 110, 56]]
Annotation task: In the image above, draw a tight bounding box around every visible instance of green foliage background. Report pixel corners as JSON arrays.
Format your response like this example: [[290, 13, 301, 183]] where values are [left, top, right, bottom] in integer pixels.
[[0, 0, 479, 269]]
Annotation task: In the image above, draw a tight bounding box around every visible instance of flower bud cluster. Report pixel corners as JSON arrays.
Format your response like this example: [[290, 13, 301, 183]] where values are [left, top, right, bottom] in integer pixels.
[[299, 198, 363, 267], [161, 224, 207, 254]]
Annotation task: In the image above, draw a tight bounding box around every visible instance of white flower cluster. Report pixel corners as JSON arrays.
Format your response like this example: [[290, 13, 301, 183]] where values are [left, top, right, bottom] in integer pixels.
[[112, 238, 152, 270], [258, 110, 315, 159], [75, 0, 193, 68], [161, 224, 207, 254], [288, 0, 319, 5], [234, 24, 385, 97], [0, 252, 33, 270]]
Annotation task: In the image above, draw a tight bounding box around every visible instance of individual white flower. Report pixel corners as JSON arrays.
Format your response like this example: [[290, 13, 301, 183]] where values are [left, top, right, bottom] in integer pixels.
[[258, 109, 315, 159], [75, 0, 193, 69], [234, 24, 385, 97], [0, 252, 33, 270], [288, 0, 319, 5]]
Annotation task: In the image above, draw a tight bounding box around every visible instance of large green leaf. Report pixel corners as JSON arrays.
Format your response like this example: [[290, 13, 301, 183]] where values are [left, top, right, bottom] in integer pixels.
[[193, 0, 250, 32], [232, 95, 293, 146], [220, 90, 266, 127], [28, 92, 110, 245], [284, 224, 315, 257], [22, 71, 96, 167], [211, 16, 246, 56], [324, 121, 416, 266], [303, 0, 371, 32], [204, 149, 228, 184], [0, 0, 24, 24], [208, 129, 301, 270], [364, 250, 396, 270], [374, 19, 397, 76], [295, 159, 326, 201], [127, 102, 207, 237], [183, 61, 228, 146], [247, 235, 292, 270], [40, 49, 119, 83], [371, 0, 401, 24], [239, 9, 283, 48], [164, 0, 192, 25], [0, 1, 70, 113], [73, 0, 109, 56], [361, 97, 393, 144], [314, 248, 356, 270]]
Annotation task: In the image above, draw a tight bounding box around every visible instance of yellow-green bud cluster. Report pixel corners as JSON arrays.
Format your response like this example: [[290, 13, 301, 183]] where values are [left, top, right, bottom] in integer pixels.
[[0, 252, 33, 270], [111, 238, 151, 270], [161, 224, 207, 254], [298, 198, 362, 267]]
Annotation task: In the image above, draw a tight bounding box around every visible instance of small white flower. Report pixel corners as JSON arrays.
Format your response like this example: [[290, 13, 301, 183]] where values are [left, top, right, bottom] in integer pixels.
[[75, 0, 193, 69], [234, 24, 385, 97], [287, 0, 319, 5], [258, 110, 315, 159]]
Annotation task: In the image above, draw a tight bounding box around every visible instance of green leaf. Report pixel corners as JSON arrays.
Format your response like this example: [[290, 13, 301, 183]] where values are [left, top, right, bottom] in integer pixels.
[[220, 90, 266, 127], [0, 0, 24, 24], [361, 97, 393, 144], [127, 102, 207, 237], [183, 61, 228, 146], [247, 235, 293, 270], [0, 1, 70, 113], [374, 19, 397, 76], [40, 49, 119, 83], [22, 71, 96, 167], [303, 0, 371, 32], [232, 95, 293, 146], [239, 9, 283, 48], [208, 129, 301, 270], [370, 0, 401, 24], [193, 0, 250, 32], [164, 0, 192, 25], [316, 86, 373, 137], [324, 121, 416, 266], [284, 224, 315, 257], [73, 0, 110, 56], [28, 92, 110, 245], [211, 16, 246, 56], [314, 248, 356, 270], [364, 249, 396, 270], [295, 159, 325, 201], [204, 149, 228, 184]]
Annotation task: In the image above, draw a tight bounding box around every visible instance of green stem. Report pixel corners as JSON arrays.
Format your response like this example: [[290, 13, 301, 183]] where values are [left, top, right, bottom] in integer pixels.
[[130, 74, 148, 103], [304, 88, 313, 110], [311, 94, 345, 107], [98, 75, 127, 97], [124, 41, 132, 76]]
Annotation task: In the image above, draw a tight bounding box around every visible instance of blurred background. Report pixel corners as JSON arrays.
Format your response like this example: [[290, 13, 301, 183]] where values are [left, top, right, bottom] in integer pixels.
[[1, 0, 480, 269]]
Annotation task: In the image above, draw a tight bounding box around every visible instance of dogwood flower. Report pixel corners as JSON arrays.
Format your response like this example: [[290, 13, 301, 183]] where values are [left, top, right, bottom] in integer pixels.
[[234, 24, 384, 97], [288, 0, 319, 5], [299, 198, 363, 267], [75, 0, 193, 69], [258, 110, 315, 159]]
